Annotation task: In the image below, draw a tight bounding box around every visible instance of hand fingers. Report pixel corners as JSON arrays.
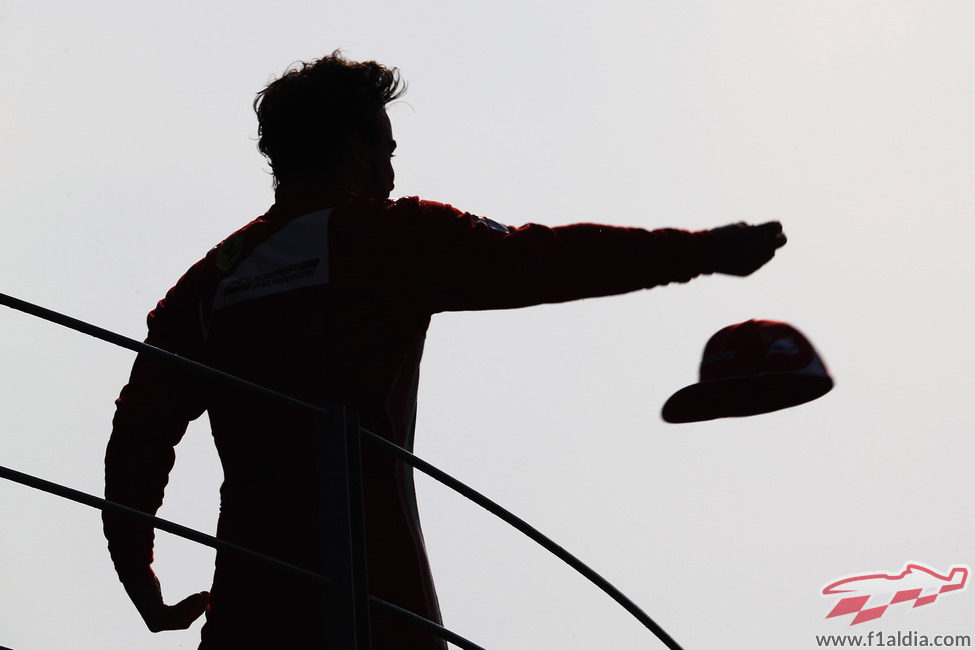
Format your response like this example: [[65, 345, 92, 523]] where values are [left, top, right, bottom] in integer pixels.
[[754, 220, 782, 235], [167, 591, 210, 630], [707, 220, 785, 276], [753, 221, 786, 249]]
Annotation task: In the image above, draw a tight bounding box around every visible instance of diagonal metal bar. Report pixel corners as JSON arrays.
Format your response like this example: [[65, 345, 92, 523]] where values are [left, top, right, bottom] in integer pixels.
[[0, 290, 684, 650], [0, 463, 485, 650], [360, 436, 685, 650]]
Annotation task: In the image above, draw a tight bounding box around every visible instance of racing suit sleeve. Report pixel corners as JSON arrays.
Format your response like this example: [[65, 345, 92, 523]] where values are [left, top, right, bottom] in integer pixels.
[[401, 199, 718, 313], [103, 263, 208, 585]]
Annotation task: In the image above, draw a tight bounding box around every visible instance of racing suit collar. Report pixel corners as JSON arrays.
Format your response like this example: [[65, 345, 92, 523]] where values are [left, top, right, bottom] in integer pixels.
[[273, 178, 359, 213]]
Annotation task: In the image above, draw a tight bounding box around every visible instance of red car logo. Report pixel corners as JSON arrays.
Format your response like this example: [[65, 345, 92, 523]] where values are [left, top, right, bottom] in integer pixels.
[[822, 562, 968, 625]]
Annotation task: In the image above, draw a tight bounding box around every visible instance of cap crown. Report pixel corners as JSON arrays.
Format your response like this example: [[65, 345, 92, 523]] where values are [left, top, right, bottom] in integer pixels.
[[699, 320, 817, 381]]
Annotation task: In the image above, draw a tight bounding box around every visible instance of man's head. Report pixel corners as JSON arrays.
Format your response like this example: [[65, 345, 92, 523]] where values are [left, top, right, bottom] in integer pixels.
[[254, 51, 404, 197]]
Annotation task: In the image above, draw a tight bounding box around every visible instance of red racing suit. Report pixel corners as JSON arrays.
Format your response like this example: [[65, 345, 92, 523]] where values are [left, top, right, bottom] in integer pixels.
[[103, 181, 719, 649]]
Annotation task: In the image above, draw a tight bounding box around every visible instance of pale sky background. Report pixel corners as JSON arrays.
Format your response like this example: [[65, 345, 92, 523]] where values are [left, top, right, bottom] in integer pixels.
[[2, 2, 975, 648]]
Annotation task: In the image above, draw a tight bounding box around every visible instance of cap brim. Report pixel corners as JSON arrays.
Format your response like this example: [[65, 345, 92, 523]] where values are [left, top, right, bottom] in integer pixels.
[[661, 373, 834, 424]]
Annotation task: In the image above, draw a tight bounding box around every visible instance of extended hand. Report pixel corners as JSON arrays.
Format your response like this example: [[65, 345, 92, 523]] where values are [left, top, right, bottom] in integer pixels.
[[707, 221, 786, 276], [124, 570, 210, 632]]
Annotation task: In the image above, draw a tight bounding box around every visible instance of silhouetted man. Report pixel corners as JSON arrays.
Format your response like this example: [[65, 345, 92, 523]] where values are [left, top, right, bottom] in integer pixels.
[[103, 52, 786, 649]]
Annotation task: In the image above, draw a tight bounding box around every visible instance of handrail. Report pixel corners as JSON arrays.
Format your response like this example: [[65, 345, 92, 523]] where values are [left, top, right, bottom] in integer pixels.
[[0, 463, 484, 650], [0, 291, 685, 650]]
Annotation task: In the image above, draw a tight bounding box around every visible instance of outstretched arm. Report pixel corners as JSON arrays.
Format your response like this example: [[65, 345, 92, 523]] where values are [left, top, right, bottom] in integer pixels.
[[384, 199, 787, 312]]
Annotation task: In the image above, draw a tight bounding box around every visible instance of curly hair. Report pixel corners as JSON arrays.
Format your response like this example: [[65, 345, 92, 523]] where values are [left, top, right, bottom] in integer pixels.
[[254, 51, 405, 184]]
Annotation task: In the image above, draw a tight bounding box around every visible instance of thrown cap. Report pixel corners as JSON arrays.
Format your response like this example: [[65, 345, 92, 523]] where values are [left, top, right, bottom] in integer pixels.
[[661, 319, 833, 423]]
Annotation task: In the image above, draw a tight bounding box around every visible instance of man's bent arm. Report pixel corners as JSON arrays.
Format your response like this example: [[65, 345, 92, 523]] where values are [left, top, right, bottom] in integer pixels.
[[103, 267, 209, 631]]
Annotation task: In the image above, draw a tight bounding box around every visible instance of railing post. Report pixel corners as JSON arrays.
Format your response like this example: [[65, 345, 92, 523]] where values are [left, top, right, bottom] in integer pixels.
[[315, 408, 371, 649]]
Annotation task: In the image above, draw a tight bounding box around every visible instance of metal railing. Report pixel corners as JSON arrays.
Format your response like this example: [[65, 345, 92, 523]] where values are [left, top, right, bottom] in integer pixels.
[[0, 291, 685, 650]]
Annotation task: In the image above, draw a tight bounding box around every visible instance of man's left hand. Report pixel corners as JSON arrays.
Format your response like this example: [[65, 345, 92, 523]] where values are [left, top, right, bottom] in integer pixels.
[[124, 570, 210, 632]]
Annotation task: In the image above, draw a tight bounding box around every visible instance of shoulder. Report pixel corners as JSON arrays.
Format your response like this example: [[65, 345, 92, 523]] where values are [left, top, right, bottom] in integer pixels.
[[383, 196, 511, 234], [328, 195, 473, 241], [333, 195, 462, 221], [147, 214, 270, 333]]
